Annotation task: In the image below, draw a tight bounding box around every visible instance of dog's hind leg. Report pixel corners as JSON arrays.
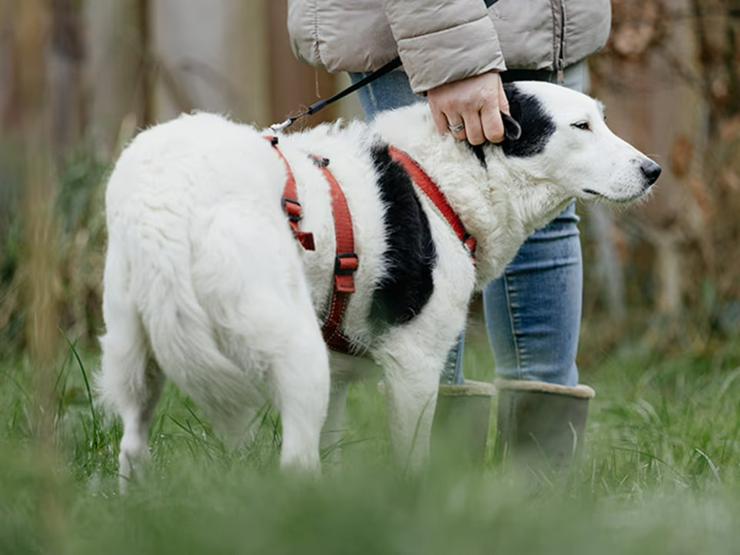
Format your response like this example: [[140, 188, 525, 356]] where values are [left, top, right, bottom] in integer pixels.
[[268, 310, 330, 473], [189, 204, 330, 471], [98, 247, 164, 492], [115, 359, 163, 492]]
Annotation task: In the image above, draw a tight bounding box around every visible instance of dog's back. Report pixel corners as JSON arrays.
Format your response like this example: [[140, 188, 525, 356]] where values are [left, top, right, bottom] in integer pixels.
[[99, 114, 332, 485]]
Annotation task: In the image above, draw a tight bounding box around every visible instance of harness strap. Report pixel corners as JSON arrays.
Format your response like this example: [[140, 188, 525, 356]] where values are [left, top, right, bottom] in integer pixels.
[[265, 136, 316, 251], [310, 155, 358, 354], [264, 134, 357, 354], [388, 146, 477, 260], [265, 137, 471, 356]]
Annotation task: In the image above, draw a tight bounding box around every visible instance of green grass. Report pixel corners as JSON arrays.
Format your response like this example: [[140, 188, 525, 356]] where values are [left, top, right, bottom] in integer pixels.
[[1, 326, 739, 554]]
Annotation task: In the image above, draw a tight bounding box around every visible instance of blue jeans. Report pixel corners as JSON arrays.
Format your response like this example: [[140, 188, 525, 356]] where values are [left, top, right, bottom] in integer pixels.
[[350, 63, 588, 388]]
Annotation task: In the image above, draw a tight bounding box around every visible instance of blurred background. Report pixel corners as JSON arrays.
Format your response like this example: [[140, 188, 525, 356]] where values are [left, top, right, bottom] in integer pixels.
[[0, 0, 738, 366], [0, 3, 739, 553]]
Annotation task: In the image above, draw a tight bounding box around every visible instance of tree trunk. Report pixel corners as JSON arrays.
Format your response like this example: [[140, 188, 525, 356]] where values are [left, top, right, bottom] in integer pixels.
[[14, 1, 66, 549], [49, 0, 86, 154], [15, 0, 60, 379], [585, 204, 626, 321]]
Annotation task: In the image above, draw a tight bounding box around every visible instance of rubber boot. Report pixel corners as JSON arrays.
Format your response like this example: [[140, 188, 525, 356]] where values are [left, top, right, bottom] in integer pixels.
[[493, 379, 595, 471], [431, 380, 496, 465]]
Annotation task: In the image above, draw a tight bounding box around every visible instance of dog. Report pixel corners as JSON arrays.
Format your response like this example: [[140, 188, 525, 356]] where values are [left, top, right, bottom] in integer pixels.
[[98, 81, 660, 486]]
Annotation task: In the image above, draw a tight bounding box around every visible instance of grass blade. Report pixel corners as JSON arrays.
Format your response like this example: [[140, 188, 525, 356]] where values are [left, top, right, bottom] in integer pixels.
[[62, 332, 100, 448]]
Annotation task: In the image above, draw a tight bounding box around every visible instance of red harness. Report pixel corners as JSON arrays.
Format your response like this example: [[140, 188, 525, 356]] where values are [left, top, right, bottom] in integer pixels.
[[309, 154, 359, 353], [266, 136, 316, 251], [388, 146, 477, 260], [266, 137, 476, 355]]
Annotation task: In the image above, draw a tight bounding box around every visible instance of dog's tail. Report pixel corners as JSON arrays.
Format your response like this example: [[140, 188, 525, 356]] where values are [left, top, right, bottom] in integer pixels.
[[97, 216, 261, 441], [97, 230, 159, 425]]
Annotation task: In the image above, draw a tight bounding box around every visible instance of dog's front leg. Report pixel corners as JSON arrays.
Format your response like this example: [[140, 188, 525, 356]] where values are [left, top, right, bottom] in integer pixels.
[[374, 336, 444, 472]]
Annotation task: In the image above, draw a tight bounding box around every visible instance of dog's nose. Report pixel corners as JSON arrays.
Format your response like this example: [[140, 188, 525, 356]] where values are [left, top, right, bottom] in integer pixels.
[[640, 160, 662, 186]]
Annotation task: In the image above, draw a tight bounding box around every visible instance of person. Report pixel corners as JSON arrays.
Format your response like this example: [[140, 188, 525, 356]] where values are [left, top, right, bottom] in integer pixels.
[[287, 0, 611, 466]]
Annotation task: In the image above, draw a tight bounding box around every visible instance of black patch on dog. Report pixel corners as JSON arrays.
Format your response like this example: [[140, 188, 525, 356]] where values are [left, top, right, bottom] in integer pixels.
[[501, 83, 556, 158], [369, 144, 436, 326], [465, 143, 487, 168]]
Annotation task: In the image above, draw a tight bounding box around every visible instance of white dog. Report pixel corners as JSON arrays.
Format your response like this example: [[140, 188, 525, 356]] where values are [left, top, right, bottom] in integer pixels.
[[98, 81, 660, 485]]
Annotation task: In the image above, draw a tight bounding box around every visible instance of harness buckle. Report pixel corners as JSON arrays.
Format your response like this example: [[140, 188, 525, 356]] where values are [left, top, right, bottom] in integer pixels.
[[310, 155, 331, 168], [281, 197, 303, 222], [334, 254, 359, 293], [335, 253, 359, 276]]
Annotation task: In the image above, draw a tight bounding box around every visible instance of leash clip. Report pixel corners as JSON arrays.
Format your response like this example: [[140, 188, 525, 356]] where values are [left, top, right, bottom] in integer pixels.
[[270, 57, 403, 133], [269, 117, 296, 133]]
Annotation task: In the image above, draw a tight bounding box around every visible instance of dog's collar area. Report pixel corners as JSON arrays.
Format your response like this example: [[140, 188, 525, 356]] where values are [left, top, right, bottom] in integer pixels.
[[387, 146, 477, 262]]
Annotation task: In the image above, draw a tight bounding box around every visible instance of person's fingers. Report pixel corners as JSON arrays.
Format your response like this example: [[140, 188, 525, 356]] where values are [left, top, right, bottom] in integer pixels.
[[498, 80, 510, 116], [480, 104, 505, 143], [462, 111, 485, 146], [431, 106, 449, 136], [446, 113, 467, 141]]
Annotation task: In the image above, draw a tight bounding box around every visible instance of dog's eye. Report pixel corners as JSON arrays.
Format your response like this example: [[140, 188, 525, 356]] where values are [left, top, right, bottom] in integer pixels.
[[572, 121, 591, 131]]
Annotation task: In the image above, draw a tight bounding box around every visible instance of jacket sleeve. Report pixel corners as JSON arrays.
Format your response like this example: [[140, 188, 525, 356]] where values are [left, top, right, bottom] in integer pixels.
[[383, 0, 506, 93]]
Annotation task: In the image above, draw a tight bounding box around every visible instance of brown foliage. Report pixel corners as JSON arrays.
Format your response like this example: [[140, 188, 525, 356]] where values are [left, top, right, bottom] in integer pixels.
[[670, 135, 694, 178], [591, 0, 740, 317], [609, 0, 664, 59]]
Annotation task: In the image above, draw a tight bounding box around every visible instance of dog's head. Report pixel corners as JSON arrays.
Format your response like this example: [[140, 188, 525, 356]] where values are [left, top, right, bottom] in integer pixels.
[[491, 81, 661, 204]]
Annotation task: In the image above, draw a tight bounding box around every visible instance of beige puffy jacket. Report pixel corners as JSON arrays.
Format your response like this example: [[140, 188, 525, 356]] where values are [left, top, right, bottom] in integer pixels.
[[287, 0, 611, 92]]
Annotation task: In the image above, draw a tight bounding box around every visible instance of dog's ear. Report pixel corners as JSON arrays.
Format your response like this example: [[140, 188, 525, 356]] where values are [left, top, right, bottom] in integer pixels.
[[501, 112, 522, 141], [465, 110, 522, 168], [502, 83, 523, 141]]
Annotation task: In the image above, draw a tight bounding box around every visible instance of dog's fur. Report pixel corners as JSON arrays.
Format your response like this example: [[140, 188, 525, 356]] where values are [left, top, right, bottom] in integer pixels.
[[98, 81, 660, 484]]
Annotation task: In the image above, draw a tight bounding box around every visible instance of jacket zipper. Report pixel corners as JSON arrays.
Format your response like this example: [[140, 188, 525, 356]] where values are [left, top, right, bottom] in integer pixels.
[[555, 0, 566, 83]]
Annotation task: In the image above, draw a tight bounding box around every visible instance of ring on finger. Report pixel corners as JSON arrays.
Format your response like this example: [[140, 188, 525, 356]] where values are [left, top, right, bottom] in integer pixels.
[[447, 121, 465, 134]]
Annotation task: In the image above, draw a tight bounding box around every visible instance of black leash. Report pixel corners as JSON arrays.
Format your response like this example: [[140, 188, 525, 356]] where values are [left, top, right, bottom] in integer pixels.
[[270, 57, 402, 131], [268, 53, 519, 141], [268, 0, 519, 137]]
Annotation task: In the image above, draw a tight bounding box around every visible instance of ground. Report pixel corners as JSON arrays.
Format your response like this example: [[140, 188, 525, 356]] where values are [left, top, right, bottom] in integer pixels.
[[0, 319, 738, 554]]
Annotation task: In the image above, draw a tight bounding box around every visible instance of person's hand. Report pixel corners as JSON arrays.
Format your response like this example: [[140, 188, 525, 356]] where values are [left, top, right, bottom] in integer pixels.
[[427, 71, 510, 145]]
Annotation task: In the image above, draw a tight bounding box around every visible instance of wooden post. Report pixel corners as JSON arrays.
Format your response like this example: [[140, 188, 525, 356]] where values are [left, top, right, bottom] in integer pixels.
[[16, 0, 60, 411]]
